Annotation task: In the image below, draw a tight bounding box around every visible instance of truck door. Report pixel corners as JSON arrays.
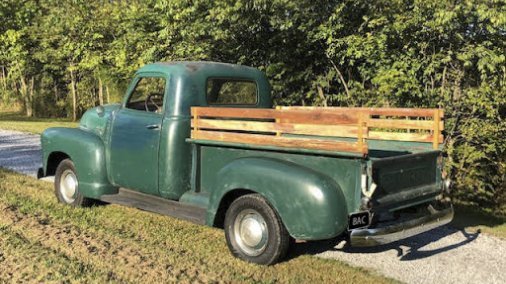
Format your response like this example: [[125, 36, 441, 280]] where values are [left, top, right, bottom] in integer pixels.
[[109, 75, 167, 196]]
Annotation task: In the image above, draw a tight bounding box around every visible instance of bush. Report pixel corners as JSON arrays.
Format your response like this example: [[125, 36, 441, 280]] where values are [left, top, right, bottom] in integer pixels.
[[0, 0, 504, 211]]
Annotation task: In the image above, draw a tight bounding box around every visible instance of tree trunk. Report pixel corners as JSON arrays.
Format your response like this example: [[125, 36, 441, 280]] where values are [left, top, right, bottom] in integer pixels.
[[11, 80, 18, 101], [105, 85, 110, 104], [92, 85, 96, 105], [20, 76, 32, 117], [54, 82, 58, 102], [1, 66, 6, 90], [317, 86, 328, 107], [70, 67, 77, 121], [28, 77, 34, 117], [98, 77, 104, 105], [440, 66, 447, 99], [325, 52, 352, 104]]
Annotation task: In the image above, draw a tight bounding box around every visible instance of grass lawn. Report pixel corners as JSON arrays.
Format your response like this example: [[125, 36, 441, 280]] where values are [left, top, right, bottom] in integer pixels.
[[0, 169, 393, 283], [0, 110, 78, 134]]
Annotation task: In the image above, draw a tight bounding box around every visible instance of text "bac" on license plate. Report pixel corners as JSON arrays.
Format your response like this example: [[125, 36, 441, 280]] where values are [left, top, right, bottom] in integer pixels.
[[348, 211, 370, 230]]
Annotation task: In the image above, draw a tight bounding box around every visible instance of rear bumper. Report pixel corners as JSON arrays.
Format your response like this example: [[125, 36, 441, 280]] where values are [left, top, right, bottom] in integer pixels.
[[349, 203, 454, 247]]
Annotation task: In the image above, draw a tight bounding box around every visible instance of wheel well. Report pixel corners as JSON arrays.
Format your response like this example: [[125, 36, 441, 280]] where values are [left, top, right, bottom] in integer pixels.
[[213, 189, 255, 228], [46, 152, 70, 176]]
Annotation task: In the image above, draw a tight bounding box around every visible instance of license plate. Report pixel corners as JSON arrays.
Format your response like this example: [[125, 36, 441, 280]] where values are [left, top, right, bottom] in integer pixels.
[[348, 211, 370, 230]]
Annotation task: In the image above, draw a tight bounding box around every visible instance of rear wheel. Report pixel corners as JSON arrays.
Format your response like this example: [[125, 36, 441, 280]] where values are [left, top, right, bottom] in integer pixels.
[[224, 194, 290, 265], [54, 159, 93, 207]]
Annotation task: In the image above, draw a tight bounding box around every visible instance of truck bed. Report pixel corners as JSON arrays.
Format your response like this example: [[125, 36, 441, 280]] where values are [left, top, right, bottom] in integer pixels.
[[188, 106, 445, 215]]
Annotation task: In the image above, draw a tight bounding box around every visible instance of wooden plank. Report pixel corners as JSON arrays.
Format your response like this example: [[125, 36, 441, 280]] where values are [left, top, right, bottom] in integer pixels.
[[273, 123, 364, 137], [366, 108, 443, 118], [192, 107, 359, 125], [191, 106, 445, 153], [369, 131, 444, 143], [191, 130, 367, 154], [274, 109, 358, 125], [433, 109, 441, 149], [279, 106, 444, 118], [191, 119, 365, 138], [192, 107, 275, 119], [369, 118, 444, 130]]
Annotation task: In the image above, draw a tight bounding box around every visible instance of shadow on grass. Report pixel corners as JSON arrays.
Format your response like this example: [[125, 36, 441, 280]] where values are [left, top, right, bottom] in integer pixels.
[[450, 203, 506, 232]]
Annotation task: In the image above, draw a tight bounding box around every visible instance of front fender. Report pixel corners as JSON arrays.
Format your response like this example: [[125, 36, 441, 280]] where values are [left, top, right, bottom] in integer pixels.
[[41, 127, 117, 198], [208, 157, 348, 240]]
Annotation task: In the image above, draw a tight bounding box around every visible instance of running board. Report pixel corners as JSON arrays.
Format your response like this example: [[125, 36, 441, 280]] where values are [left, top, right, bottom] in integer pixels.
[[99, 188, 207, 225]]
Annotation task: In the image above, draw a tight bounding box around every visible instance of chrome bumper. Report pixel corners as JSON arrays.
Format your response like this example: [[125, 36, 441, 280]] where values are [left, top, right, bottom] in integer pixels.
[[349, 204, 454, 247]]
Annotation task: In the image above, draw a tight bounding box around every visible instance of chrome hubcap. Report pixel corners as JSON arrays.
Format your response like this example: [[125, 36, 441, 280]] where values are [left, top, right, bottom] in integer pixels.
[[60, 169, 77, 203], [234, 209, 268, 256]]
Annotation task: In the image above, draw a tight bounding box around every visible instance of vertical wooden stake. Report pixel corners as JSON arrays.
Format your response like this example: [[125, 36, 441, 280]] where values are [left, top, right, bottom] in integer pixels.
[[275, 105, 281, 136], [433, 109, 441, 150], [193, 108, 199, 139], [358, 111, 366, 154]]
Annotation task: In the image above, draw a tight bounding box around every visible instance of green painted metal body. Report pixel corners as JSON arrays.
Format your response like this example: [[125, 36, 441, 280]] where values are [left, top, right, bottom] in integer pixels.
[[196, 146, 357, 239], [41, 61, 444, 241], [41, 127, 117, 198]]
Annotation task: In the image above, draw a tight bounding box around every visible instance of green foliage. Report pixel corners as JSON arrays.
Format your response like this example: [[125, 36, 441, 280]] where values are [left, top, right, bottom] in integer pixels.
[[0, 0, 504, 211], [313, 0, 505, 211]]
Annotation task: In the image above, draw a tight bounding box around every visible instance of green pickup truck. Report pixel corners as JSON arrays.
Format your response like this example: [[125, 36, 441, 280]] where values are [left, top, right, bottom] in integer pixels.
[[39, 61, 453, 265]]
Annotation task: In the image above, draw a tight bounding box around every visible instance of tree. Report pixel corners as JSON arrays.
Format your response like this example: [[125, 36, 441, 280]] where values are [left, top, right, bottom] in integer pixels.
[[0, 0, 503, 211]]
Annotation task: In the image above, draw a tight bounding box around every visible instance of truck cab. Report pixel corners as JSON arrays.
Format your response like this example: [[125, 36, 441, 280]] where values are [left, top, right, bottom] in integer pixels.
[[43, 62, 270, 199], [40, 61, 453, 265], [102, 62, 271, 199]]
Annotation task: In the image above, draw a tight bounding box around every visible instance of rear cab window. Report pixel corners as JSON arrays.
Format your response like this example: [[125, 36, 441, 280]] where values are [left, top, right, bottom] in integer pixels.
[[206, 78, 258, 105]]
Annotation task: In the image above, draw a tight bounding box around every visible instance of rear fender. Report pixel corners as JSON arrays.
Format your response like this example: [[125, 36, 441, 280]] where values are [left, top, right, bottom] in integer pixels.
[[41, 127, 117, 198], [208, 157, 348, 240]]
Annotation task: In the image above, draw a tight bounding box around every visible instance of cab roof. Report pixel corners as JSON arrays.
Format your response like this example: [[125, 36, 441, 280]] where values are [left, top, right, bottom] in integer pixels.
[[136, 61, 266, 80]]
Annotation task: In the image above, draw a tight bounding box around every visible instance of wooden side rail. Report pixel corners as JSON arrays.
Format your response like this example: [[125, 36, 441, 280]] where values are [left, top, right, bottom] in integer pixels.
[[279, 107, 444, 149], [190, 106, 444, 154], [191, 107, 368, 155]]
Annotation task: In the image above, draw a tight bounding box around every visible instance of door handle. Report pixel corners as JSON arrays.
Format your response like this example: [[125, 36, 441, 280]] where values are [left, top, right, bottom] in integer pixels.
[[145, 124, 160, 130]]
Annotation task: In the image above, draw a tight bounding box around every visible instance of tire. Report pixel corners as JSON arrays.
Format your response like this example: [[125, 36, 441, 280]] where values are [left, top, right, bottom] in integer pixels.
[[54, 159, 94, 207], [224, 194, 290, 265]]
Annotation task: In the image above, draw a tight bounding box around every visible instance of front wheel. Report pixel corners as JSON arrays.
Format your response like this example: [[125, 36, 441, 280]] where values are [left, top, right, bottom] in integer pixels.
[[54, 159, 94, 207], [224, 194, 290, 265]]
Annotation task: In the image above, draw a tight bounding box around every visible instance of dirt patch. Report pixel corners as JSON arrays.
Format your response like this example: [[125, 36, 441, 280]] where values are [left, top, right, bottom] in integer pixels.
[[0, 204, 213, 283]]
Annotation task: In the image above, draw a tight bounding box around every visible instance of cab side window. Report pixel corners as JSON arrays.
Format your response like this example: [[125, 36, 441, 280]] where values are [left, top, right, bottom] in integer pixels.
[[207, 78, 257, 105], [126, 77, 166, 113]]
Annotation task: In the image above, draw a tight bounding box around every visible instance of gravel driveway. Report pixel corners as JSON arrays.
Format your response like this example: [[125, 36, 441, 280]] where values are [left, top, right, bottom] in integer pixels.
[[0, 130, 42, 177], [0, 129, 504, 284]]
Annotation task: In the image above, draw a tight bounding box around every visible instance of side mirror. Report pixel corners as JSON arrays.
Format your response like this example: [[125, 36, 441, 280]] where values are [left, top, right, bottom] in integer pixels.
[[96, 105, 105, 117]]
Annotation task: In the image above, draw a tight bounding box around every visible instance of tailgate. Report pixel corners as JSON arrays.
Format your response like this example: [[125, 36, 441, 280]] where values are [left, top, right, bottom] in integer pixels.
[[370, 151, 442, 210]]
